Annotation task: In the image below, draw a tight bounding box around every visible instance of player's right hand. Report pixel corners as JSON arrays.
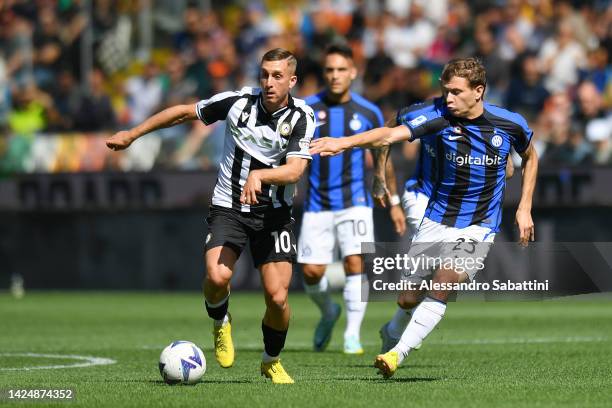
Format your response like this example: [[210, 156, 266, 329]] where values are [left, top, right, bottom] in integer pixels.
[[515, 208, 535, 247], [106, 131, 135, 151], [389, 205, 406, 236], [372, 175, 391, 208], [309, 137, 348, 157]]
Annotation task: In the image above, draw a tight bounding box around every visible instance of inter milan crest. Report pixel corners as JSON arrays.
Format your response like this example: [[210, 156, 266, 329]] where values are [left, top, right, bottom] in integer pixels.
[[349, 114, 362, 131], [279, 121, 292, 138], [492, 134, 503, 148]]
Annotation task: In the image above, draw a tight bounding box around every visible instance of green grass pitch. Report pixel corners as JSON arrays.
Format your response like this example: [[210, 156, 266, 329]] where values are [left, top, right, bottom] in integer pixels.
[[1, 292, 612, 407]]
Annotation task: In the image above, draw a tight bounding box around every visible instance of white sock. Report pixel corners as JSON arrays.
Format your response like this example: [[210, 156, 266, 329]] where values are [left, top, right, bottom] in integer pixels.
[[343, 274, 368, 341], [391, 297, 446, 364], [304, 276, 335, 319], [387, 306, 415, 339], [262, 351, 279, 364]]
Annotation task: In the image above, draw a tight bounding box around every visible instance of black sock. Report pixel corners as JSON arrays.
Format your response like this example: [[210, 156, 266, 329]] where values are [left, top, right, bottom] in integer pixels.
[[205, 298, 229, 321], [262, 322, 288, 357]]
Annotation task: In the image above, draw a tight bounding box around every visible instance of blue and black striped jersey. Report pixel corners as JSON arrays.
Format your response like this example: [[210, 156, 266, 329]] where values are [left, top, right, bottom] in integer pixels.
[[398, 97, 533, 232], [304, 92, 384, 212]]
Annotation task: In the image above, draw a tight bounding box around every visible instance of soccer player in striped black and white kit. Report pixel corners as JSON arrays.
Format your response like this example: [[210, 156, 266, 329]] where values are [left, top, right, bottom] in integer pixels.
[[310, 58, 538, 378], [106, 49, 315, 384]]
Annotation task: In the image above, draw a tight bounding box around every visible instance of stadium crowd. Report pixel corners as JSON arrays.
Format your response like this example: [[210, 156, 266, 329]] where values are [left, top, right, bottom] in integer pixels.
[[1, 0, 610, 173]]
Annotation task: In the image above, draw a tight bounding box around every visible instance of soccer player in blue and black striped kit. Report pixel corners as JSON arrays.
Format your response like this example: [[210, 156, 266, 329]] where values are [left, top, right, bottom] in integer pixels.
[[299, 44, 406, 354], [311, 58, 538, 378]]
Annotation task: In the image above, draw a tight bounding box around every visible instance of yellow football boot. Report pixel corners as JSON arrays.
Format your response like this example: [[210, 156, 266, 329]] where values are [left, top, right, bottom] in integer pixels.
[[260, 359, 295, 384], [374, 351, 399, 379], [212, 314, 234, 368]]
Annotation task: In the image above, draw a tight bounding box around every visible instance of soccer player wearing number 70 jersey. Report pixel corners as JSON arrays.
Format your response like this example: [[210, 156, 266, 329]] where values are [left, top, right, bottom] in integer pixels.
[[310, 58, 538, 378], [299, 44, 406, 355]]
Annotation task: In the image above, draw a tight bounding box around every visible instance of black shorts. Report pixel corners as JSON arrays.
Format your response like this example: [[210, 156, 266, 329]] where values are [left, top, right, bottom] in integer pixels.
[[205, 205, 297, 267]]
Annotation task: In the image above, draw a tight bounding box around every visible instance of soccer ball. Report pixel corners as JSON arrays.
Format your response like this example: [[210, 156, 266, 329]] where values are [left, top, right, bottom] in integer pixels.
[[159, 341, 206, 385]]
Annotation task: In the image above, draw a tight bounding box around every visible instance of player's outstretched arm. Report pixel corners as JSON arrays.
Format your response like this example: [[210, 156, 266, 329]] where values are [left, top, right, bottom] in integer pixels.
[[106, 104, 198, 151], [241, 157, 309, 205], [309, 124, 412, 157], [515, 143, 538, 247]]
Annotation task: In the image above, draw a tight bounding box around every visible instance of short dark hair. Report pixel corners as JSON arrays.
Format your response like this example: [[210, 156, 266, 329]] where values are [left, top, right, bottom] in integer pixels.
[[324, 43, 353, 60], [261, 48, 297, 74], [440, 58, 487, 90]]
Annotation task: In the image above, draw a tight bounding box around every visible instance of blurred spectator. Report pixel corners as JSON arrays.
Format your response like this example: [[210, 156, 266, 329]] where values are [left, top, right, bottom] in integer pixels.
[[471, 25, 509, 104], [383, 2, 436, 69], [495, 0, 532, 62], [581, 47, 611, 94], [0, 52, 11, 128], [174, 6, 204, 62], [32, 7, 64, 90], [7, 83, 48, 135], [574, 81, 608, 132], [505, 53, 549, 121], [49, 70, 82, 131], [586, 118, 612, 165], [161, 55, 197, 107], [363, 28, 394, 90], [1, 8, 32, 87], [72, 68, 116, 132], [124, 62, 163, 126], [538, 19, 587, 93], [186, 34, 214, 99], [553, 0, 596, 48]]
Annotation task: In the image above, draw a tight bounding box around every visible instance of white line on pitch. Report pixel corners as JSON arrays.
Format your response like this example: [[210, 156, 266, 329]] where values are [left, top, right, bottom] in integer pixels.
[[0, 353, 117, 371]]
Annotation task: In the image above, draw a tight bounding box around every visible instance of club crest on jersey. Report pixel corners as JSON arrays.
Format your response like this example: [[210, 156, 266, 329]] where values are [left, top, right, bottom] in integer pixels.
[[492, 134, 503, 148], [451, 126, 462, 135], [349, 114, 362, 131], [317, 110, 327, 120], [279, 121, 292, 138]]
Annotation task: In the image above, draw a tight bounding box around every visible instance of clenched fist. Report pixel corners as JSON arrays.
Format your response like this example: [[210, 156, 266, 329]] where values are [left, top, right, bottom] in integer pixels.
[[106, 131, 135, 151]]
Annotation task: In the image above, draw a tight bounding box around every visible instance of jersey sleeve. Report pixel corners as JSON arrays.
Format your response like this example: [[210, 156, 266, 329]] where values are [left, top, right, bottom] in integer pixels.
[[510, 113, 533, 154], [285, 107, 315, 160], [195, 91, 242, 125], [396, 104, 448, 141]]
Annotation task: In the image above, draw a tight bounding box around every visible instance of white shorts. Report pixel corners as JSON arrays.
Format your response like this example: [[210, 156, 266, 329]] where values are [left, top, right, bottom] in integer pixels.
[[407, 217, 496, 281], [297, 206, 375, 264], [401, 189, 430, 240]]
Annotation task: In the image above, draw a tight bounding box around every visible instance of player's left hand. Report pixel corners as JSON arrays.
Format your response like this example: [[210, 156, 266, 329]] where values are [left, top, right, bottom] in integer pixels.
[[241, 171, 262, 205], [389, 205, 406, 236], [309, 137, 348, 157], [515, 208, 534, 247]]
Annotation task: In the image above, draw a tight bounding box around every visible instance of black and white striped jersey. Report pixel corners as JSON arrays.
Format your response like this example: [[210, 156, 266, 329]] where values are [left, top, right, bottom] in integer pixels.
[[195, 87, 315, 212]]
